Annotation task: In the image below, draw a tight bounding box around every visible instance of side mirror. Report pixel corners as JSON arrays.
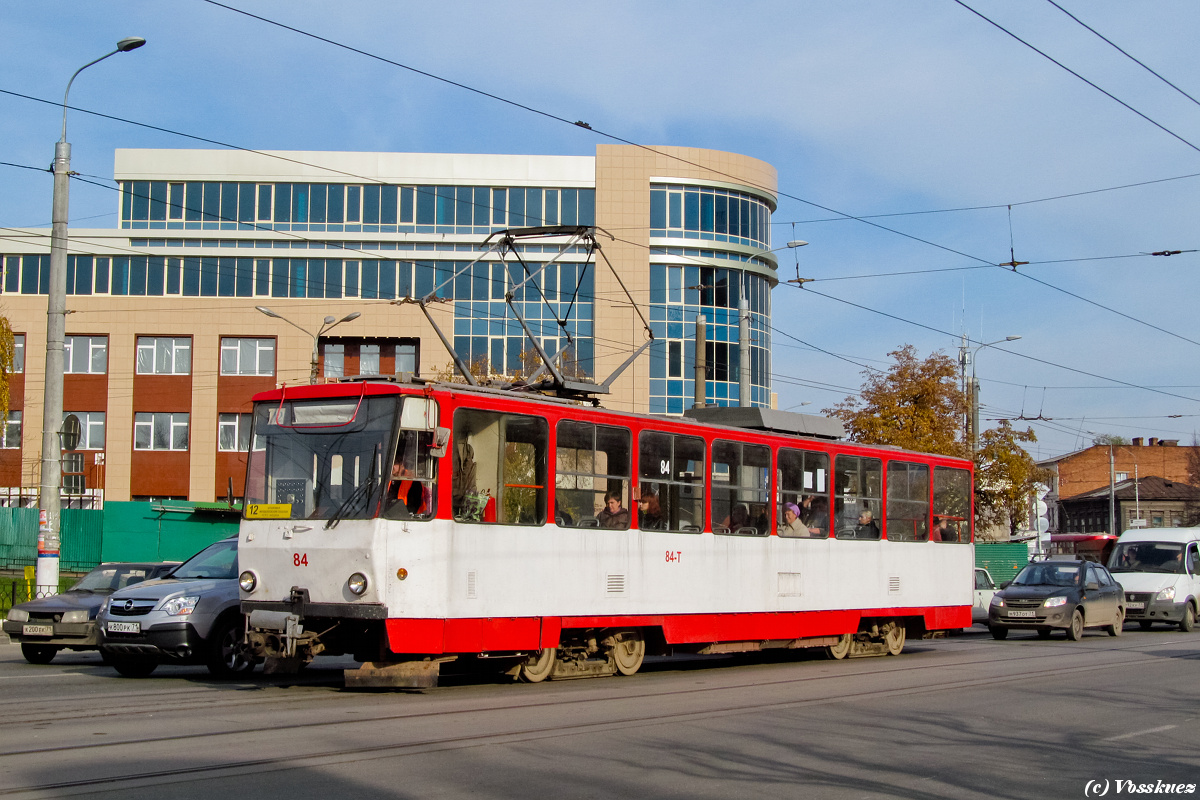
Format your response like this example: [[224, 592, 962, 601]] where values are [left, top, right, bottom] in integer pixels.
[[429, 427, 450, 458], [1000, 581, 1011, 589], [1085, 580, 1099, 591]]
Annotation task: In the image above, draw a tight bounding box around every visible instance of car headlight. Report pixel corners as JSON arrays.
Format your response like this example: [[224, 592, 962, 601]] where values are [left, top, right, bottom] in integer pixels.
[[990, 596, 1004, 607], [1044, 596, 1069, 608], [347, 572, 368, 596], [239, 571, 257, 593], [60, 609, 89, 624], [161, 595, 199, 616], [7, 609, 28, 623], [1156, 586, 1176, 601]]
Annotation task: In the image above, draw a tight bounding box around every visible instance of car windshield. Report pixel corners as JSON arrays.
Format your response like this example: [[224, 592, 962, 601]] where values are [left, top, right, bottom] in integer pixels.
[[1012, 563, 1081, 587], [172, 539, 238, 580], [1108, 542, 1186, 574], [70, 566, 152, 592]]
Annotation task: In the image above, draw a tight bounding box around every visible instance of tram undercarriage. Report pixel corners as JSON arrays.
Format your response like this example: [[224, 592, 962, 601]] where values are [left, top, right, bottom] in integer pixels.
[[255, 617, 929, 689]]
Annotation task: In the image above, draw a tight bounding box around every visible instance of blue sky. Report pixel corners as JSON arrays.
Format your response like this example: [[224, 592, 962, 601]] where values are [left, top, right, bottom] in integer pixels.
[[4, 1, 1200, 458]]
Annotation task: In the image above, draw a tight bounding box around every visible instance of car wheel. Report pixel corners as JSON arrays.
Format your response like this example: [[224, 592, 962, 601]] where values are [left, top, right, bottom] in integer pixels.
[[1138, 620, 1153, 631], [1106, 607, 1125, 637], [20, 644, 59, 664], [1036, 628, 1052, 639], [1066, 609, 1084, 641], [111, 656, 158, 678], [989, 626, 1008, 640], [1180, 604, 1196, 633], [205, 615, 257, 678]]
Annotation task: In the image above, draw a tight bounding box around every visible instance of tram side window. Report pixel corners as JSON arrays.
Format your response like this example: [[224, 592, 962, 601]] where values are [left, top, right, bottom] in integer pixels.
[[834, 455, 882, 539], [383, 429, 437, 521], [777, 448, 829, 538], [452, 408, 548, 525], [932, 466, 972, 543], [886, 461, 929, 541], [555, 420, 631, 529], [711, 440, 770, 536], [638, 431, 705, 533]]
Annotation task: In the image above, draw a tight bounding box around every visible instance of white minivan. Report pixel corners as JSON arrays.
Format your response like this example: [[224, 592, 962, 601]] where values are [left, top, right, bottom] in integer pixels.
[[1107, 527, 1200, 632]]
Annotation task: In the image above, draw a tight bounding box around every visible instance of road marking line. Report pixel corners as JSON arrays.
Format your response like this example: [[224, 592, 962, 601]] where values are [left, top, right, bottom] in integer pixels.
[[1104, 724, 1176, 741]]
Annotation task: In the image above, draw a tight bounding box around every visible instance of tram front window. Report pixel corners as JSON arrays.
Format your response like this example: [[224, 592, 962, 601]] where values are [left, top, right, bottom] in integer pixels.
[[245, 395, 406, 522]]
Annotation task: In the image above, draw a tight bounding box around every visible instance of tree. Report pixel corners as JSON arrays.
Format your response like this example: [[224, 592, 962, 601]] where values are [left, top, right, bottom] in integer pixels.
[[824, 345, 967, 458], [0, 317, 13, 421], [975, 420, 1052, 538], [1092, 433, 1130, 446]]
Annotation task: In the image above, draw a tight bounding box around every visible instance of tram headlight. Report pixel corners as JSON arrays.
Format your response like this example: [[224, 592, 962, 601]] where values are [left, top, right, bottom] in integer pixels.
[[239, 571, 257, 593], [348, 572, 368, 596]]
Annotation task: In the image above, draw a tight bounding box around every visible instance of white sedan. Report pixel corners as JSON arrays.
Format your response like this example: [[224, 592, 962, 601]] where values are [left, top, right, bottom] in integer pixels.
[[973, 568, 998, 624]]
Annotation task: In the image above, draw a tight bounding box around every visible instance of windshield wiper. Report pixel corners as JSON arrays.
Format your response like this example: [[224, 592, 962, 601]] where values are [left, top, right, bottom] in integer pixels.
[[327, 445, 380, 529]]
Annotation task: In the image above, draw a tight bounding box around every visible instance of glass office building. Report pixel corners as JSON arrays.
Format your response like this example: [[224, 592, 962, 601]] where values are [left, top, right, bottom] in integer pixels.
[[0, 145, 778, 502]]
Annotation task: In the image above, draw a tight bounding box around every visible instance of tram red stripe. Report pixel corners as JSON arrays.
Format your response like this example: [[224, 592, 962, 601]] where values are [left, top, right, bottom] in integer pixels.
[[385, 606, 971, 654]]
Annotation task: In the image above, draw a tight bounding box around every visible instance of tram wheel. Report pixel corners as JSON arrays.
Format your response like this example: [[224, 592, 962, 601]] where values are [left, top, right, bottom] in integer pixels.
[[884, 624, 906, 656], [824, 634, 852, 660], [611, 631, 646, 676], [518, 648, 557, 683]]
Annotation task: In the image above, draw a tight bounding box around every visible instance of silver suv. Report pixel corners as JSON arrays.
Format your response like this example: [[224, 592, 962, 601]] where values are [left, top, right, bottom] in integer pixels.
[[98, 537, 258, 678]]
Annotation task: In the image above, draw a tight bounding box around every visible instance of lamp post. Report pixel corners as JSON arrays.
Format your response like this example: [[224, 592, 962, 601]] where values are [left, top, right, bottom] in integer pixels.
[[37, 37, 146, 597], [255, 307, 361, 383], [959, 334, 1021, 456]]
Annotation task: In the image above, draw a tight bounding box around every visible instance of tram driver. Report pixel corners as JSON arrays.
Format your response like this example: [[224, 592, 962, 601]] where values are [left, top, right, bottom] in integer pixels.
[[386, 434, 432, 518]]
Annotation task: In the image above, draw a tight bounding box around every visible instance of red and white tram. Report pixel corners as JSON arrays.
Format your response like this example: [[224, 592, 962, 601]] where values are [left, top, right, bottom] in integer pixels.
[[238, 380, 974, 687]]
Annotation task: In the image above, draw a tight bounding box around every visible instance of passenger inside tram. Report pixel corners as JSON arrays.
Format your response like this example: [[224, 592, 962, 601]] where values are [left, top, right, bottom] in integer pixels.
[[854, 508, 881, 539], [596, 490, 630, 529], [780, 502, 806, 537], [637, 486, 665, 531]]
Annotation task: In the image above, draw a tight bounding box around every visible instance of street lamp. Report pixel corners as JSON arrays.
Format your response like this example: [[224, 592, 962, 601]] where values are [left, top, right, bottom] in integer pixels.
[[38, 37, 146, 597], [960, 334, 1021, 456], [255, 307, 361, 384]]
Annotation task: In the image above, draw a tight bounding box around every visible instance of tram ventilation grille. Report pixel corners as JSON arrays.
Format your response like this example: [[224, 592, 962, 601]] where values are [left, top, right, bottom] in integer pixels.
[[888, 576, 901, 595], [467, 570, 477, 599], [606, 574, 626, 595]]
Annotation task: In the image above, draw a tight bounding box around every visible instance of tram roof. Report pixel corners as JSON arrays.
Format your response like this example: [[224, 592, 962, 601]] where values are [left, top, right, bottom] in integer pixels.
[[251, 379, 971, 466]]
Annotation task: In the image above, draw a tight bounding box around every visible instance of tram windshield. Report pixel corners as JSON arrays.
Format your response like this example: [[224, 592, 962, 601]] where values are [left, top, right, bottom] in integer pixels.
[[244, 394, 434, 522]]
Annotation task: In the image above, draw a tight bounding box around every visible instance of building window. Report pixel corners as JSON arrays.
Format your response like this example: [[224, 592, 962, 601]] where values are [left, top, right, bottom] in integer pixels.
[[65, 411, 105, 450], [1, 411, 20, 449], [218, 413, 254, 452], [359, 343, 380, 375], [136, 336, 191, 375], [1115, 472, 1129, 482], [220, 338, 274, 376], [323, 343, 345, 378], [12, 334, 23, 374], [396, 343, 417, 374], [134, 412, 189, 451], [64, 336, 107, 374]]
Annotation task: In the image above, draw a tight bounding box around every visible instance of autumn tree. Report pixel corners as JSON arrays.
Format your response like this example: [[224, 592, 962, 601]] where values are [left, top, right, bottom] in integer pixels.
[[825, 345, 967, 458], [827, 344, 1052, 539], [0, 317, 13, 421], [975, 420, 1052, 538]]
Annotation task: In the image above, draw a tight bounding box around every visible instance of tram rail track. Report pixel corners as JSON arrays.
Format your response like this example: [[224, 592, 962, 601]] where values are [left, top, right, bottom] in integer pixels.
[[0, 635, 1196, 797]]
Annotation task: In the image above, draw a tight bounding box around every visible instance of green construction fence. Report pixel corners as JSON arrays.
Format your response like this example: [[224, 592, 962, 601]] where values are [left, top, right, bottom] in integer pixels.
[[0, 501, 239, 573]]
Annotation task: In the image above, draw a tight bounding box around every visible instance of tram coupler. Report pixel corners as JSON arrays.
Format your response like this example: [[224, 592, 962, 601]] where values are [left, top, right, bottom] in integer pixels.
[[345, 658, 451, 690]]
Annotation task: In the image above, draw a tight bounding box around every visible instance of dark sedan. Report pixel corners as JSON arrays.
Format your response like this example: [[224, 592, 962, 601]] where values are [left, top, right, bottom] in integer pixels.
[[2, 562, 179, 663], [988, 557, 1125, 640]]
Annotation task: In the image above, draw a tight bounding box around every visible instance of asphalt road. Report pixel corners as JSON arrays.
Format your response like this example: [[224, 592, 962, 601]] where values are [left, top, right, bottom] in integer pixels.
[[0, 626, 1197, 800]]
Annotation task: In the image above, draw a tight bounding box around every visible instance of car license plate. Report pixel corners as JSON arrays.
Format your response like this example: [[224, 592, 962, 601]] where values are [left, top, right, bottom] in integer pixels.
[[21, 624, 53, 637], [1007, 610, 1036, 618], [1126, 602, 1145, 610], [106, 621, 140, 634]]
